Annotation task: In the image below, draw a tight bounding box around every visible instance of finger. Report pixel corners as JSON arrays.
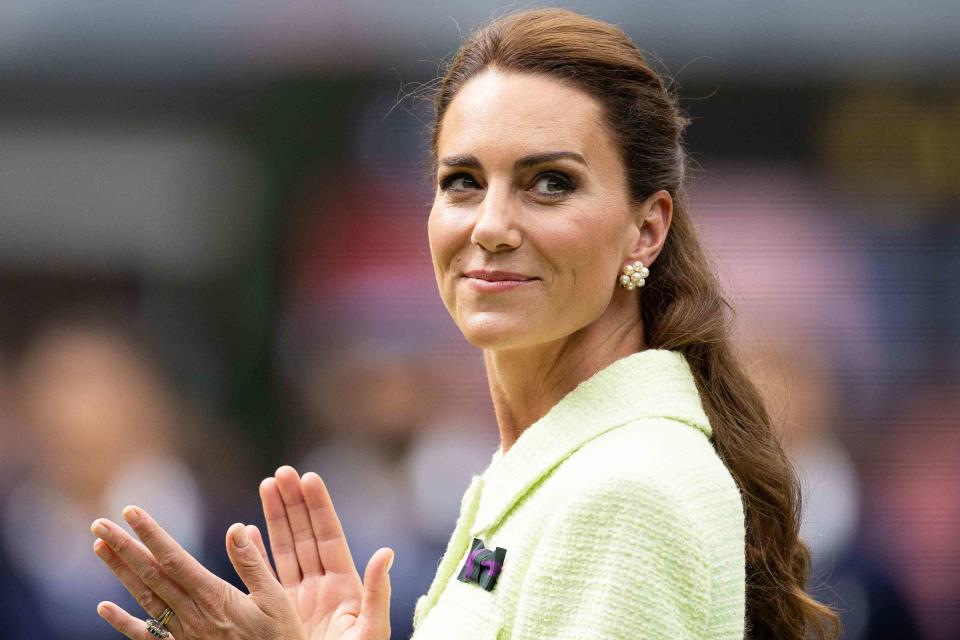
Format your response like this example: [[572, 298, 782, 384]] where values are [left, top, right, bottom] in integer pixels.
[[302, 471, 358, 575], [274, 466, 324, 576], [121, 505, 219, 604], [91, 518, 192, 614], [358, 548, 394, 638], [226, 522, 287, 606], [247, 524, 277, 581], [93, 539, 185, 638], [259, 476, 302, 586], [97, 600, 178, 640]]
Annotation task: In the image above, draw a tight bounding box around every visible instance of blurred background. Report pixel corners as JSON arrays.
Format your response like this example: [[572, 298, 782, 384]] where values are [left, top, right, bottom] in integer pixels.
[[0, 1, 957, 639]]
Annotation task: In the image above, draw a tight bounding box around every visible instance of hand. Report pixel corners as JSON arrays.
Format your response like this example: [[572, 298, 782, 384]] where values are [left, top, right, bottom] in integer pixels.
[[91, 506, 306, 640], [90, 466, 394, 640], [257, 466, 394, 640]]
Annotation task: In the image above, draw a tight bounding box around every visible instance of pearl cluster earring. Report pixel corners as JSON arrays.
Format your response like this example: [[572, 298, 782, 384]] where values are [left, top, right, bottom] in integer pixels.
[[619, 260, 649, 290]]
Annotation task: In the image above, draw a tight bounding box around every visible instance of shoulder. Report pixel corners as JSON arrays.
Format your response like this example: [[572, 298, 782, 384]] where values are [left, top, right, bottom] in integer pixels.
[[543, 449, 711, 561], [545, 416, 746, 566], [512, 424, 718, 638], [556, 416, 741, 510], [508, 419, 745, 638], [531, 418, 723, 576]]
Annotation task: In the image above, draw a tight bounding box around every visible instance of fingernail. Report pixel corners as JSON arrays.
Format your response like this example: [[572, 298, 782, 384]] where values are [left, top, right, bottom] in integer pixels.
[[123, 506, 141, 525], [94, 539, 108, 556], [97, 602, 109, 616], [386, 551, 395, 574], [91, 521, 109, 539], [234, 524, 250, 547]]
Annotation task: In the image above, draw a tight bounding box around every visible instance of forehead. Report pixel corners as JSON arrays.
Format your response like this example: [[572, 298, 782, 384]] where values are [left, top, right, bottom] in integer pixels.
[[437, 68, 609, 161]]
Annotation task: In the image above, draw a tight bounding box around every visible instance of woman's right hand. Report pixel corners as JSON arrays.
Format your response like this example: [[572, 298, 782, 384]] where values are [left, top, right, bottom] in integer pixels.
[[256, 466, 394, 640]]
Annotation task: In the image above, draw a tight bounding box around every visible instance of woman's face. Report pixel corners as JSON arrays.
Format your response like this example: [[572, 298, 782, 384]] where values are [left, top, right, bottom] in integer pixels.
[[428, 68, 648, 350]]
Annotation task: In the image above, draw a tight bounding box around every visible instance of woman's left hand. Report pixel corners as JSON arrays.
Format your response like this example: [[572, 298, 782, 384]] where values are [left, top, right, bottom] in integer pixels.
[[91, 505, 306, 640]]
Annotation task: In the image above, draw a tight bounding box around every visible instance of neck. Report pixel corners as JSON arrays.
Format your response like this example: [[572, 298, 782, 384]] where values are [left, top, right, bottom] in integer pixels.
[[483, 303, 645, 455]]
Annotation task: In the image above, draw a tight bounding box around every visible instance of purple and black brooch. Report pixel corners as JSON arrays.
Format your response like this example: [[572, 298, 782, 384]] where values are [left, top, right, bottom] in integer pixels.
[[457, 537, 507, 592]]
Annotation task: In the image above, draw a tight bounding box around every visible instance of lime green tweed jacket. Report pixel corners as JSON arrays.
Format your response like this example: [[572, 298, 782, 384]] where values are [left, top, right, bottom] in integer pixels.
[[410, 349, 746, 639]]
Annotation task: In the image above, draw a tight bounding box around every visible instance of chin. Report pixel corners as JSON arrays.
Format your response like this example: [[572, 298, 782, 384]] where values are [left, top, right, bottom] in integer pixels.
[[458, 313, 542, 350]]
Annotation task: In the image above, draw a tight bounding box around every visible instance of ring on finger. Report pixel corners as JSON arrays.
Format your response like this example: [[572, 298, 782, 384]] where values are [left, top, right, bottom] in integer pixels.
[[145, 606, 174, 639]]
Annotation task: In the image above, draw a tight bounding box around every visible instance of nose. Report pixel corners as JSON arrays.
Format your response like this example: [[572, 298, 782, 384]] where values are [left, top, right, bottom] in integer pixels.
[[470, 182, 522, 253]]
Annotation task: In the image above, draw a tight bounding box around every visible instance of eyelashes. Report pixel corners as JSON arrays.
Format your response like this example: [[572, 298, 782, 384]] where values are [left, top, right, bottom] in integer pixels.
[[438, 171, 577, 199], [438, 173, 477, 191]]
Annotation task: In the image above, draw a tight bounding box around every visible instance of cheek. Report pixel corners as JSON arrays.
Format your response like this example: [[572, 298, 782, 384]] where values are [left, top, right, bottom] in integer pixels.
[[427, 206, 466, 289], [566, 261, 612, 307], [542, 219, 622, 309], [427, 207, 452, 269], [548, 218, 615, 286]]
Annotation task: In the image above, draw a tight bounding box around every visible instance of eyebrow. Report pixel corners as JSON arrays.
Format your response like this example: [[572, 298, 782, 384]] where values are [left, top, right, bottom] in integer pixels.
[[439, 151, 588, 172]]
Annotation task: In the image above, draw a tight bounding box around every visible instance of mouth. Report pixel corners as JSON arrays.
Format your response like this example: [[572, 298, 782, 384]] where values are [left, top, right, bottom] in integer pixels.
[[462, 270, 538, 282], [462, 276, 537, 282], [462, 276, 538, 292]]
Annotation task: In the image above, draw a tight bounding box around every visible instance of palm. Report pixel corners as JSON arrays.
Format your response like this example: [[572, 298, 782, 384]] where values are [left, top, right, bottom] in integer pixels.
[[288, 573, 360, 640], [257, 466, 392, 640]]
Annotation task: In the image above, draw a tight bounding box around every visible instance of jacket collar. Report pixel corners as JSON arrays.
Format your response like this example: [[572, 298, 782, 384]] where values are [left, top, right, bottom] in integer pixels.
[[470, 348, 711, 537]]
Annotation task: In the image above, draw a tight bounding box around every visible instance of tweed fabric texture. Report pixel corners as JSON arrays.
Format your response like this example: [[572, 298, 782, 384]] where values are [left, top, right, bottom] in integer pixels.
[[410, 349, 746, 639]]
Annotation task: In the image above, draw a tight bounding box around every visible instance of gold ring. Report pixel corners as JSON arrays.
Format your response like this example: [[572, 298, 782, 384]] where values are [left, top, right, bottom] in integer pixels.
[[157, 607, 174, 626]]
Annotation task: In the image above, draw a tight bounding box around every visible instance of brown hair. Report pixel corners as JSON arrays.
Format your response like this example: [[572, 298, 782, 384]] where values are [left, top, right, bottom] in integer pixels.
[[422, 7, 842, 639]]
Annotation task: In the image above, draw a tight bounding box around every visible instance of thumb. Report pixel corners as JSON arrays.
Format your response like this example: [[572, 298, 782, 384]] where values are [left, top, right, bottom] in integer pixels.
[[226, 522, 285, 602], [358, 547, 394, 637]]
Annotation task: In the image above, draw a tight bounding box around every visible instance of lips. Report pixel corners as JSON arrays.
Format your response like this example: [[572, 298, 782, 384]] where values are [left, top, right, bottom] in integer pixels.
[[463, 270, 537, 282]]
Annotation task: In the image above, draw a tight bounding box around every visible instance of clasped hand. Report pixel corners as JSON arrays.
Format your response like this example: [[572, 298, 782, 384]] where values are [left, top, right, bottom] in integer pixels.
[[90, 466, 394, 640]]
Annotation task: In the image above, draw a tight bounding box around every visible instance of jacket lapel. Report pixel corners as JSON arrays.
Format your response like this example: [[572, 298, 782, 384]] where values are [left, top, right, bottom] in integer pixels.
[[470, 348, 711, 537]]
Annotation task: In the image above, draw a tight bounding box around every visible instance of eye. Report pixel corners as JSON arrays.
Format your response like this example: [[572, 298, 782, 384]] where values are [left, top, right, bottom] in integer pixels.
[[438, 170, 576, 198], [531, 171, 576, 198], [439, 173, 480, 192]]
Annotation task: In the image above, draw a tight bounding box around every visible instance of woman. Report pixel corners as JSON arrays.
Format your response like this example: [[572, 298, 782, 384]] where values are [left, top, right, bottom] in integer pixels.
[[90, 7, 842, 639]]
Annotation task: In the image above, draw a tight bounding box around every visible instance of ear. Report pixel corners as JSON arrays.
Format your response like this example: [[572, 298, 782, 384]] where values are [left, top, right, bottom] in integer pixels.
[[627, 189, 673, 267]]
